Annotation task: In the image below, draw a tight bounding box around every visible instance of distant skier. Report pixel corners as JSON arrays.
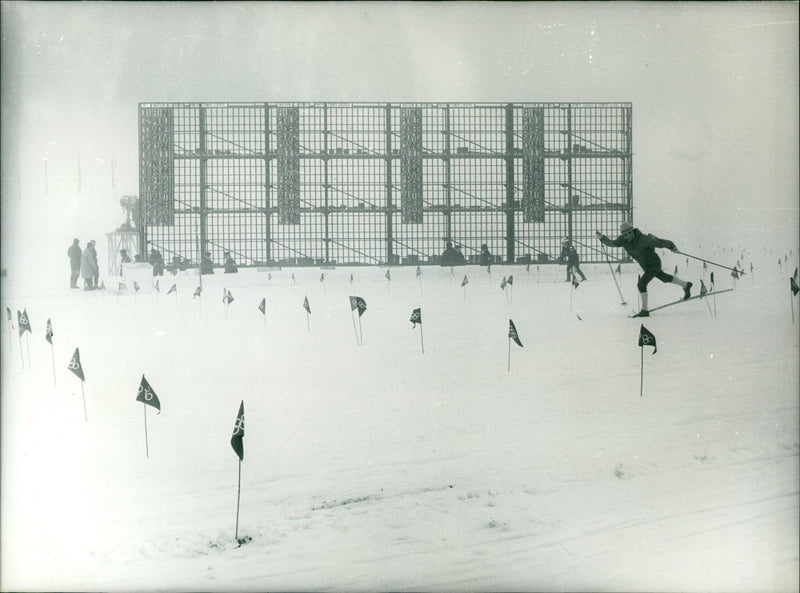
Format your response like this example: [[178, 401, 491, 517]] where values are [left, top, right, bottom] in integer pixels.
[[67, 238, 82, 288], [558, 238, 586, 283], [596, 221, 692, 317]]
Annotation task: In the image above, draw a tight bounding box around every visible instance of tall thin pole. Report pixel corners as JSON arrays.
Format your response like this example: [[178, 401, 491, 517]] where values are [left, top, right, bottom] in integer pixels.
[[419, 324, 425, 354], [81, 381, 88, 422], [350, 311, 360, 345], [601, 243, 627, 305], [507, 337, 511, 372], [358, 316, 363, 346], [639, 346, 644, 398], [143, 402, 150, 458], [791, 290, 795, 324], [18, 336, 24, 369], [25, 334, 30, 368], [235, 459, 242, 541]]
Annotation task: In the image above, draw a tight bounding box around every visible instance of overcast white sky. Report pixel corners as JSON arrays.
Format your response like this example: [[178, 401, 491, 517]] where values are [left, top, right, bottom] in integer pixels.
[[1, 2, 797, 278]]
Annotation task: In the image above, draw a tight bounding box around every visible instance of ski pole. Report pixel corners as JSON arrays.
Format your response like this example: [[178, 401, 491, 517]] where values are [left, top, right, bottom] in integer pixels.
[[600, 242, 627, 305], [675, 251, 745, 275]]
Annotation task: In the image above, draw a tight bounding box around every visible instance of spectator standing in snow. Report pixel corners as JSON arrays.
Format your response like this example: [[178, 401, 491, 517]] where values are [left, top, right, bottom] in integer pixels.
[[223, 252, 238, 274], [148, 248, 164, 276], [68, 238, 82, 288], [597, 221, 692, 317], [479, 243, 492, 270], [559, 238, 586, 283], [200, 252, 214, 275], [81, 240, 99, 290]]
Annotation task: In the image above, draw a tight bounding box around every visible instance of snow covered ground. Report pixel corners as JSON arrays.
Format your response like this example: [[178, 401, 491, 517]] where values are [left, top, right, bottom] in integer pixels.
[[2, 244, 798, 592]]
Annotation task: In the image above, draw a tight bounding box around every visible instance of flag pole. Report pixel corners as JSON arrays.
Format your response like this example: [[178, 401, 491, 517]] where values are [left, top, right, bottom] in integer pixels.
[[640, 345, 644, 398], [350, 310, 360, 345], [235, 459, 242, 541], [507, 336, 511, 372], [791, 289, 795, 324], [143, 402, 150, 458], [358, 315, 363, 346], [18, 335, 24, 369], [306, 311, 310, 331], [25, 334, 31, 368], [419, 324, 425, 354], [81, 381, 88, 422]]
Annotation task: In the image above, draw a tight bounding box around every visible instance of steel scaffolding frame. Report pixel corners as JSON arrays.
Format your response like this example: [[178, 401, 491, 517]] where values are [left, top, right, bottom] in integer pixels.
[[138, 102, 632, 267]]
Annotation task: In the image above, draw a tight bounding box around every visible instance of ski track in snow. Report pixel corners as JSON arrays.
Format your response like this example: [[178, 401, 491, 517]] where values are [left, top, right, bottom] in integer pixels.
[[1, 246, 798, 592]]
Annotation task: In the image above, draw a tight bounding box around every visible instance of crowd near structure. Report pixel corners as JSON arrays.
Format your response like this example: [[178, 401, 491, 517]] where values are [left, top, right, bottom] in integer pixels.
[[135, 102, 633, 268]]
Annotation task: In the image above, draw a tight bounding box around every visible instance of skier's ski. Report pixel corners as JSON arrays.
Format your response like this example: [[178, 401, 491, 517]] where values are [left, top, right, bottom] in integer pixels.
[[628, 289, 734, 317]]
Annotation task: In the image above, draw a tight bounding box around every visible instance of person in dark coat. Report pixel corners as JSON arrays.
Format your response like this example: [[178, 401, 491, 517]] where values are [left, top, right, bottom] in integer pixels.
[[68, 239, 82, 288], [597, 221, 692, 317], [558, 238, 586, 283], [479, 243, 492, 271], [200, 252, 214, 275], [148, 248, 164, 276], [80, 240, 99, 290], [440, 241, 464, 266], [223, 252, 238, 274]]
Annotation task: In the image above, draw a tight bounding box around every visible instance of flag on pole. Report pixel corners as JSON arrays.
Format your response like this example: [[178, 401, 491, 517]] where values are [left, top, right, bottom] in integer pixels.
[[6, 307, 12, 325], [615, 264, 621, 275], [638, 325, 657, 354], [133, 281, 141, 292], [231, 401, 245, 460], [674, 265, 678, 275], [416, 266, 421, 278], [46, 318, 53, 343], [710, 271, 715, 285], [349, 273, 354, 284], [119, 282, 128, 291], [68, 347, 85, 381], [500, 277, 507, 289], [224, 289, 234, 305], [303, 296, 311, 314], [508, 319, 523, 347], [385, 269, 391, 281], [193, 286, 202, 298], [349, 296, 367, 317], [410, 308, 421, 327], [167, 283, 177, 295], [791, 277, 799, 296], [17, 309, 31, 336], [258, 298, 266, 314], [136, 374, 161, 413], [461, 275, 469, 287], [700, 280, 709, 298], [154, 280, 160, 293], [507, 275, 514, 286], [731, 268, 740, 280], [572, 275, 580, 289]]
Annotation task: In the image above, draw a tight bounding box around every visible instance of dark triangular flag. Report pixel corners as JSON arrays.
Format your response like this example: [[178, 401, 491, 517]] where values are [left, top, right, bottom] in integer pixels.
[[615, 264, 621, 275], [508, 319, 523, 347], [167, 284, 177, 295], [258, 298, 266, 314], [791, 277, 799, 296], [710, 271, 715, 285], [119, 282, 128, 291], [416, 266, 421, 277], [700, 279, 708, 298], [572, 275, 580, 289], [500, 277, 507, 289], [731, 268, 740, 280], [133, 281, 141, 292], [193, 286, 202, 298], [320, 272, 325, 283], [507, 275, 514, 285], [17, 309, 31, 337], [6, 307, 12, 323], [638, 325, 657, 354], [231, 400, 245, 461], [461, 275, 469, 287], [136, 374, 161, 413], [349, 273, 354, 284], [385, 269, 391, 281], [46, 318, 53, 344], [68, 347, 85, 381], [303, 296, 311, 314], [349, 296, 367, 317], [410, 307, 421, 327], [224, 289, 234, 305], [154, 279, 160, 293]]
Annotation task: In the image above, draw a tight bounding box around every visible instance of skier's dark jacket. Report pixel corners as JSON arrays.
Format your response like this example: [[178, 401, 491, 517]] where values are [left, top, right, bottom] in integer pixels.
[[600, 229, 676, 271]]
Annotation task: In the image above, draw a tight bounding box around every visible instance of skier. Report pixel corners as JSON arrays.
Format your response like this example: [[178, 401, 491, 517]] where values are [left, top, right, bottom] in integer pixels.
[[596, 221, 692, 317], [558, 238, 586, 283], [67, 238, 82, 288]]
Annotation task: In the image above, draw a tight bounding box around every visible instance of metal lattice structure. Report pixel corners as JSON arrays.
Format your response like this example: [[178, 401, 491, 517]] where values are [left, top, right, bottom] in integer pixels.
[[138, 102, 632, 267]]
